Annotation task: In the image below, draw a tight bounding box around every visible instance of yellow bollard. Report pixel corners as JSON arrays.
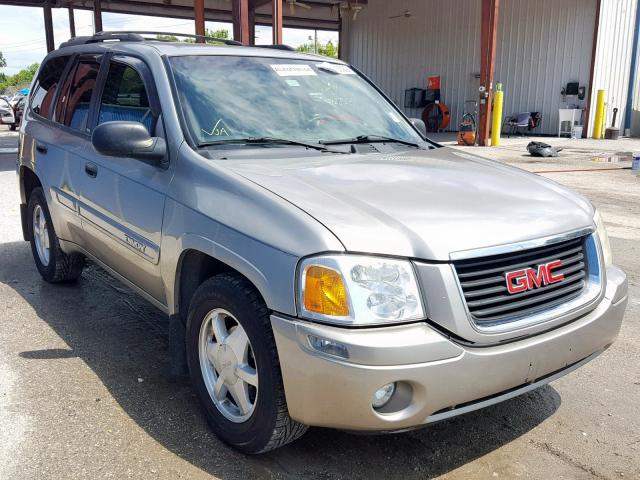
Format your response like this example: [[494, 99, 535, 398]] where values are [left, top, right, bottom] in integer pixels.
[[593, 89, 606, 139], [491, 86, 504, 146]]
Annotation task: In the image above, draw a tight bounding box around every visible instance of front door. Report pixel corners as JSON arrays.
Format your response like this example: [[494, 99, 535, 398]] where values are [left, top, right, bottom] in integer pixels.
[[75, 56, 170, 304]]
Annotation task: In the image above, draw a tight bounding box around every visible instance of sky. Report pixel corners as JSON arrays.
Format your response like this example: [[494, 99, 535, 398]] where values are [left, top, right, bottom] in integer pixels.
[[0, 5, 339, 75]]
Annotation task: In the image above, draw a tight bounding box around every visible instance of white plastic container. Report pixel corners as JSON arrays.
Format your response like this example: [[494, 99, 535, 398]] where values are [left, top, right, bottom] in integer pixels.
[[632, 153, 640, 173], [571, 126, 583, 139]]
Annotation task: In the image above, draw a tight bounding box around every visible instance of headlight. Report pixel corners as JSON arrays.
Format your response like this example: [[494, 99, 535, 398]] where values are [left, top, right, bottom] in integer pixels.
[[594, 210, 612, 268], [298, 255, 425, 326]]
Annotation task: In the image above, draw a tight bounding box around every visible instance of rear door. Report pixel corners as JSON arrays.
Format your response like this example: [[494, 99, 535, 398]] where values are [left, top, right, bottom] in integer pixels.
[[75, 55, 170, 304], [21, 54, 87, 244]]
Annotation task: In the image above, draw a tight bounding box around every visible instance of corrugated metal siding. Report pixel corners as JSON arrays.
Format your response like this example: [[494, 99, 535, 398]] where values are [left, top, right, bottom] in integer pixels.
[[495, 0, 596, 135], [342, 0, 482, 128], [590, 0, 640, 137], [343, 0, 599, 135], [632, 44, 640, 136]]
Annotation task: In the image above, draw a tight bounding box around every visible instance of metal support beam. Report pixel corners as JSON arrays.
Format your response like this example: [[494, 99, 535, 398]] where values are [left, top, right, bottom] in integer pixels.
[[248, 4, 256, 45], [93, 0, 103, 33], [584, 0, 602, 138], [194, 0, 205, 43], [68, 7, 76, 37], [43, 2, 54, 52], [272, 0, 283, 45], [232, 0, 250, 45], [478, 0, 500, 146]]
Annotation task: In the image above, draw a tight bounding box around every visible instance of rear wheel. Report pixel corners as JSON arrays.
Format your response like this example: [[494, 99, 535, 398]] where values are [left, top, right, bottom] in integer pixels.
[[186, 273, 307, 453], [27, 187, 84, 283]]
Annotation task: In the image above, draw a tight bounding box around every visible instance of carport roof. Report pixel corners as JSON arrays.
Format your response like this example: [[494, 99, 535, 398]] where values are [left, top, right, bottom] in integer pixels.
[[0, 0, 361, 29]]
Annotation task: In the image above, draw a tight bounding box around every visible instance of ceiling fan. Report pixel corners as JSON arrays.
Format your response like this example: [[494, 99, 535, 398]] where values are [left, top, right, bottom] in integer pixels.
[[286, 0, 311, 15], [330, 1, 365, 21], [388, 10, 414, 20]]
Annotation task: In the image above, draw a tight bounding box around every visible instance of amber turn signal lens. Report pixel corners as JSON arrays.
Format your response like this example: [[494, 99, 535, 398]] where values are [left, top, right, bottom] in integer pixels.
[[303, 265, 349, 317]]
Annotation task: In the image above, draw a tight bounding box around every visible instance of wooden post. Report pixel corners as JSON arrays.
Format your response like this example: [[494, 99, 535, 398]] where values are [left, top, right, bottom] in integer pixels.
[[232, 0, 250, 45], [249, 4, 256, 45], [194, 0, 205, 43], [478, 0, 500, 146], [272, 0, 283, 45], [43, 3, 55, 52], [93, 0, 103, 33], [68, 7, 76, 38]]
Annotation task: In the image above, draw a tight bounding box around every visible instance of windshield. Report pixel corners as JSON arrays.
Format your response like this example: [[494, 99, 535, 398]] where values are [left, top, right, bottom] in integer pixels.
[[169, 55, 423, 147]]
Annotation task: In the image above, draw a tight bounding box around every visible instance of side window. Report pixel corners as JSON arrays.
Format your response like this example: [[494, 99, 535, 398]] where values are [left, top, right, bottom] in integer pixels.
[[98, 62, 153, 133], [30, 55, 71, 119], [55, 58, 101, 131]]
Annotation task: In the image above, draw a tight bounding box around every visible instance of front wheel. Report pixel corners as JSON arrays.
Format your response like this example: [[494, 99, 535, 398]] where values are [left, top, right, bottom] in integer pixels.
[[186, 273, 307, 453]]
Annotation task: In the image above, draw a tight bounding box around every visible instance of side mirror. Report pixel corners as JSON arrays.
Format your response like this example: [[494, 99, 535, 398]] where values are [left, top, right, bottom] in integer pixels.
[[410, 118, 427, 138], [92, 121, 166, 163]]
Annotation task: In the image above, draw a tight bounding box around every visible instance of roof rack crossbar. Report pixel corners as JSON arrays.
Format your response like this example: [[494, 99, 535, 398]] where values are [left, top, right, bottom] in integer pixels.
[[253, 44, 295, 51], [110, 31, 243, 45], [59, 30, 242, 49]]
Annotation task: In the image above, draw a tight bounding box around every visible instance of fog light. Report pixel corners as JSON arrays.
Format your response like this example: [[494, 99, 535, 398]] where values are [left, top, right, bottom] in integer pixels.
[[308, 335, 349, 359], [372, 383, 396, 409]]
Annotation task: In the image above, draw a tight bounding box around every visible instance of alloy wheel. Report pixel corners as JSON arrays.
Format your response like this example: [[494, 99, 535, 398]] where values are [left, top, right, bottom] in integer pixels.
[[198, 308, 259, 423]]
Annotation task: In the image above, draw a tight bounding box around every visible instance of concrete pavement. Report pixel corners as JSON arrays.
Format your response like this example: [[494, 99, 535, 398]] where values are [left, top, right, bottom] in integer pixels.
[[0, 126, 639, 479]]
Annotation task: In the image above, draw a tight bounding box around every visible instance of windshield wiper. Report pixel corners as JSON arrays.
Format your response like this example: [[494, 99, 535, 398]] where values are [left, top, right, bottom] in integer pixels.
[[199, 137, 345, 153], [320, 135, 422, 148]]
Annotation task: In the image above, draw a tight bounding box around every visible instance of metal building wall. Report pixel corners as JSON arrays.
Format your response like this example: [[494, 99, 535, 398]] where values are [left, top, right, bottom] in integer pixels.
[[632, 45, 640, 136], [341, 0, 482, 128], [495, 0, 596, 135], [589, 0, 640, 137], [342, 0, 598, 135]]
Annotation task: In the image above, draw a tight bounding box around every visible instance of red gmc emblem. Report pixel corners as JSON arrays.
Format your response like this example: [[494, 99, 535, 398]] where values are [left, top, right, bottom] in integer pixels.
[[505, 260, 565, 294]]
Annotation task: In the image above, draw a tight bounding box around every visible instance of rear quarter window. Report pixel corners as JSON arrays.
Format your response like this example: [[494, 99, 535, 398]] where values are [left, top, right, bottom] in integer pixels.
[[30, 55, 71, 119]]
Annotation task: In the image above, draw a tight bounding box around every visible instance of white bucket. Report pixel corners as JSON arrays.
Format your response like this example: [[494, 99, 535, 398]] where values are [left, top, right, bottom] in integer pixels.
[[571, 126, 583, 139]]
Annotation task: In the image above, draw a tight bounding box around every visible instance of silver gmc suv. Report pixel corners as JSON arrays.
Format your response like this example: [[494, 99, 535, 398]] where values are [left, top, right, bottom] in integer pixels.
[[17, 32, 628, 454]]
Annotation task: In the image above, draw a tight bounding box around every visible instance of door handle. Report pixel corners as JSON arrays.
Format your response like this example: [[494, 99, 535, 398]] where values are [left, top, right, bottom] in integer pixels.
[[35, 142, 48, 154], [84, 162, 98, 178]]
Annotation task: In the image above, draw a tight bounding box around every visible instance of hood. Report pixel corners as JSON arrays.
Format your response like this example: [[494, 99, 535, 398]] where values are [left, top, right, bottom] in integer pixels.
[[223, 147, 594, 261]]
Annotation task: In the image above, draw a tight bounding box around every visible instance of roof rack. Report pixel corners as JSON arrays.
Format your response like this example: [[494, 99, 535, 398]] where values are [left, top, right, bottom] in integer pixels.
[[60, 31, 242, 49], [254, 44, 295, 51]]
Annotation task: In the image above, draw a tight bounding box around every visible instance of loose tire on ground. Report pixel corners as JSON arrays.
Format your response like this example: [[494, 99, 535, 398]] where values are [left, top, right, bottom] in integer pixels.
[[186, 273, 308, 454], [27, 187, 84, 283]]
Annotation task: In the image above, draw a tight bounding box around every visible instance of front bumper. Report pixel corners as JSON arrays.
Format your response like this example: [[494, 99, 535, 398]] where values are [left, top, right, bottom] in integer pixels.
[[271, 265, 627, 431]]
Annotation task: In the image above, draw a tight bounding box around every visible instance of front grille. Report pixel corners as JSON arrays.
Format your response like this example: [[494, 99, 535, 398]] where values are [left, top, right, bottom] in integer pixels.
[[453, 236, 588, 326]]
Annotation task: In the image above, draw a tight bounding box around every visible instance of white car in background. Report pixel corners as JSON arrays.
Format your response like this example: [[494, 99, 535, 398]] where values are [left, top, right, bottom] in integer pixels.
[[0, 97, 16, 127]]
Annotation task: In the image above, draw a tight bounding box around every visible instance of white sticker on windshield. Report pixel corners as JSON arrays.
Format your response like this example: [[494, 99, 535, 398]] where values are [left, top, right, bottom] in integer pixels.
[[271, 64, 317, 76], [316, 62, 356, 75]]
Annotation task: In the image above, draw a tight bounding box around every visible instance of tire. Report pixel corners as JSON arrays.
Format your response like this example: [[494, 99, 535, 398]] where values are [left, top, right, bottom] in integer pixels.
[[10, 124, 17, 131], [186, 273, 308, 454], [27, 187, 84, 283]]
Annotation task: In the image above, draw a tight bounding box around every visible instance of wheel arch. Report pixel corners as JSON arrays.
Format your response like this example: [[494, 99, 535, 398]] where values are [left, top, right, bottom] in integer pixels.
[[173, 245, 274, 322], [19, 166, 42, 241], [20, 165, 41, 204]]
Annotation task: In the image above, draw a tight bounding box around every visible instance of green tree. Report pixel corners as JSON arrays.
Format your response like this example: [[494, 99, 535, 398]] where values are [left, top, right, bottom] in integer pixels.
[[295, 40, 338, 58], [155, 34, 180, 41], [0, 51, 6, 69], [0, 63, 39, 94], [155, 28, 229, 44], [206, 28, 229, 40]]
